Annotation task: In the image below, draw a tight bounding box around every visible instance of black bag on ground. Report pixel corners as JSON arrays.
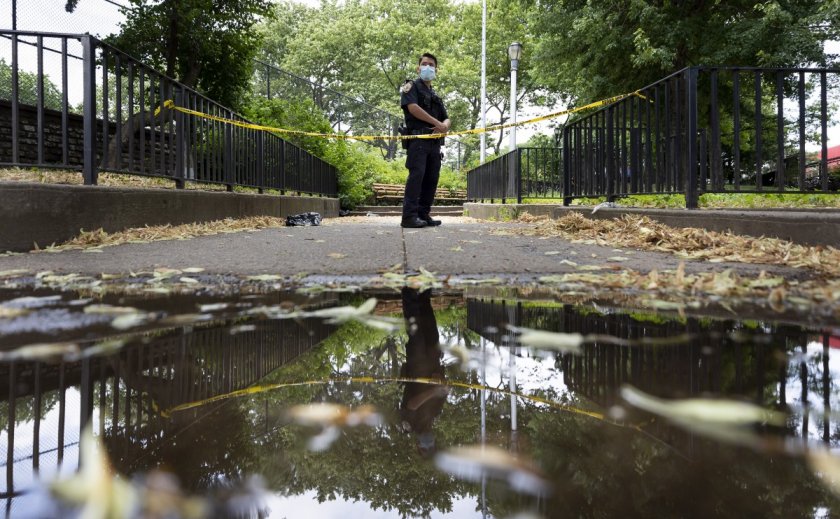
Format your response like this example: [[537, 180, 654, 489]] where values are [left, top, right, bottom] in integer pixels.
[[285, 212, 322, 226]]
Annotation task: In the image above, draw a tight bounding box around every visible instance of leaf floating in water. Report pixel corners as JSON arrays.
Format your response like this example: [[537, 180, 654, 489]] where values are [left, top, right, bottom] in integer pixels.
[[287, 403, 383, 451], [79, 340, 127, 359], [507, 325, 583, 355], [620, 385, 786, 430], [807, 450, 840, 498], [83, 304, 140, 315], [5, 295, 62, 308], [198, 303, 229, 312], [0, 342, 80, 362], [246, 274, 284, 282], [111, 312, 151, 330], [51, 425, 139, 518], [435, 445, 552, 497], [308, 297, 377, 322], [0, 306, 28, 318], [0, 269, 29, 278]]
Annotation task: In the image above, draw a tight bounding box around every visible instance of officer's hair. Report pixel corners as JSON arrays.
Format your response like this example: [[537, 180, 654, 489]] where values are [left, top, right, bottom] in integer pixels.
[[418, 53, 438, 67]]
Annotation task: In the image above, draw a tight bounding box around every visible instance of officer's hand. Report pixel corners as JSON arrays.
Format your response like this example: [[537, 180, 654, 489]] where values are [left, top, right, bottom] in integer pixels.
[[432, 121, 448, 134]]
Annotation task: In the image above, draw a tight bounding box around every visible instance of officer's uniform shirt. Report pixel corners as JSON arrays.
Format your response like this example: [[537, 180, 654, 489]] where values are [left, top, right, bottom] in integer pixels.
[[400, 78, 448, 142]]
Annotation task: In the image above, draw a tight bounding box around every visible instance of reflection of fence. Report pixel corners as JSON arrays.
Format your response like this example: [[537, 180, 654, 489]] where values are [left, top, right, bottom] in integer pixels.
[[0, 317, 336, 514], [0, 30, 338, 196], [468, 67, 840, 207], [466, 298, 839, 449]]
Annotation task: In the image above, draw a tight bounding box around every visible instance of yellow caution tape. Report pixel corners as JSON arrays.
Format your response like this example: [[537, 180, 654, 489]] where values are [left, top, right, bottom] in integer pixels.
[[152, 90, 647, 142], [156, 375, 606, 422]]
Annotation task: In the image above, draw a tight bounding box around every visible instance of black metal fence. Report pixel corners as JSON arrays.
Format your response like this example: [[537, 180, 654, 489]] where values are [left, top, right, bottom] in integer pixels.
[[0, 30, 338, 197], [466, 147, 563, 203], [469, 66, 840, 207]]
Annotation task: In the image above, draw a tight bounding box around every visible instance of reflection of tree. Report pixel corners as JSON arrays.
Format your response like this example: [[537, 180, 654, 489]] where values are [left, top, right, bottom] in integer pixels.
[[526, 408, 839, 518]]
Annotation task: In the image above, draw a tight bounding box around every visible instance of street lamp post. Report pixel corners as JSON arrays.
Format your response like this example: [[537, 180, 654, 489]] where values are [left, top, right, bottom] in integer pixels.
[[508, 42, 522, 151]]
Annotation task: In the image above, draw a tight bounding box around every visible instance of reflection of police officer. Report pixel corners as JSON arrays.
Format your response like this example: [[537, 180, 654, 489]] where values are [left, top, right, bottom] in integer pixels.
[[399, 53, 451, 229], [400, 287, 447, 457]]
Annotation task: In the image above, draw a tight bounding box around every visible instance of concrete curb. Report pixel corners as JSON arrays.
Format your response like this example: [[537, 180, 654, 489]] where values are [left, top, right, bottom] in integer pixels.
[[0, 182, 339, 252], [463, 203, 840, 247]]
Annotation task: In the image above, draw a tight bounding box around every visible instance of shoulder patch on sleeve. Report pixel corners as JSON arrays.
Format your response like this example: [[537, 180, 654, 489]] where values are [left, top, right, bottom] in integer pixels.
[[400, 82, 413, 94]]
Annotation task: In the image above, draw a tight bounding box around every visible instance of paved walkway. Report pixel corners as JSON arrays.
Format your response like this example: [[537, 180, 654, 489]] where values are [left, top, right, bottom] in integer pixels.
[[0, 216, 805, 281]]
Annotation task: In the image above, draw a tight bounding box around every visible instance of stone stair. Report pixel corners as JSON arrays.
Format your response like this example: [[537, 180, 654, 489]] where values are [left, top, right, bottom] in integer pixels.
[[347, 205, 464, 217]]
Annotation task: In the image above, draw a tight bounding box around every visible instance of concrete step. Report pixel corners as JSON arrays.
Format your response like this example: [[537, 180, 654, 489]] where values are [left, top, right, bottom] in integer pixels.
[[348, 206, 464, 217]]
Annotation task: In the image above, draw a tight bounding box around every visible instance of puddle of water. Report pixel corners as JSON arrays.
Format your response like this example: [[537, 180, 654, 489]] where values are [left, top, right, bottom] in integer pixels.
[[0, 286, 839, 518]]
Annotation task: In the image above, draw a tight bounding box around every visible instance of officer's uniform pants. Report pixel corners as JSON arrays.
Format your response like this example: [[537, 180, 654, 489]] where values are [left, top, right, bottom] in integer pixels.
[[402, 139, 441, 220]]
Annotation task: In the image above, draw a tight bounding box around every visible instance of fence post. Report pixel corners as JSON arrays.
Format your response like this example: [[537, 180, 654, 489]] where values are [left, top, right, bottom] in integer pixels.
[[562, 126, 572, 206], [685, 67, 699, 209], [516, 149, 523, 204], [174, 88, 185, 189], [224, 116, 234, 192], [605, 106, 615, 202], [257, 130, 265, 194], [11, 32, 19, 164], [81, 35, 98, 186]]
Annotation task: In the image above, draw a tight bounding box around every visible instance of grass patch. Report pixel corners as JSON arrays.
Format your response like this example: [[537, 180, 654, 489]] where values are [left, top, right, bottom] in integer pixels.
[[501, 192, 840, 209]]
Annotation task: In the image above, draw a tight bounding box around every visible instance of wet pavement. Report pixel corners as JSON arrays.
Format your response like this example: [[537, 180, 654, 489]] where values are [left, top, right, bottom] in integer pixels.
[[1, 283, 840, 518], [1, 216, 839, 518], [0, 216, 806, 280]]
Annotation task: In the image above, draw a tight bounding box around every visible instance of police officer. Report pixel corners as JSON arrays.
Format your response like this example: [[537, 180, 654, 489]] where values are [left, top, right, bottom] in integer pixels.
[[400, 53, 451, 228]]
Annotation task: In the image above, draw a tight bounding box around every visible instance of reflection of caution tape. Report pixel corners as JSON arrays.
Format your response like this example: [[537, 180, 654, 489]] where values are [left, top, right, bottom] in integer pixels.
[[155, 375, 607, 421], [153, 90, 646, 142]]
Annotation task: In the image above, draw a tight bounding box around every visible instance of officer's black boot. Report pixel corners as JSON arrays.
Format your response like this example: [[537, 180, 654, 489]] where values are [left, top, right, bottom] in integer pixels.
[[401, 216, 428, 228], [419, 215, 441, 226]]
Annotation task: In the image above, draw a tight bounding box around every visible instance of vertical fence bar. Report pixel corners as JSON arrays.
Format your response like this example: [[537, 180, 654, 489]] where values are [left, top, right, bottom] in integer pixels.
[[798, 72, 806, 190], [733, 71, 741, 191], [775, 71, 785, 190], [605, 107, 615, 200], [36, 36, 45, 165], [33, 363, 41, 470], [685, 68, 698, 209], [138, 67, 145, 174], [11, 33, 19, 164], [225, 111, 234, 190], [710, 69, 721, 191], [61, 38, 69, 166], [516, 149, 522, 203], [115, 55, 123, 171], [174, 88, 185, 189], [102, 49, 109, 169], [674, 77, 682, 193], [82, 35, 98, 185], [754, 71, 763, 190], [821, 71, 828, 191]]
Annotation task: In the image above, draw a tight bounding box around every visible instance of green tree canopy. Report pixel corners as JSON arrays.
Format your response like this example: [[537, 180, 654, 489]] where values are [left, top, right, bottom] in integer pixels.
[[525, 0, 838, 105], [102, 0, 273, 109], [258, 0, 542, 159]]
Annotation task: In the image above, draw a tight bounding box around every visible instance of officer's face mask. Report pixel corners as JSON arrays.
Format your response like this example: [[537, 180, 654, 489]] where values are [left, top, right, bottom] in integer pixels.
[[419, 65, 436, 81]]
